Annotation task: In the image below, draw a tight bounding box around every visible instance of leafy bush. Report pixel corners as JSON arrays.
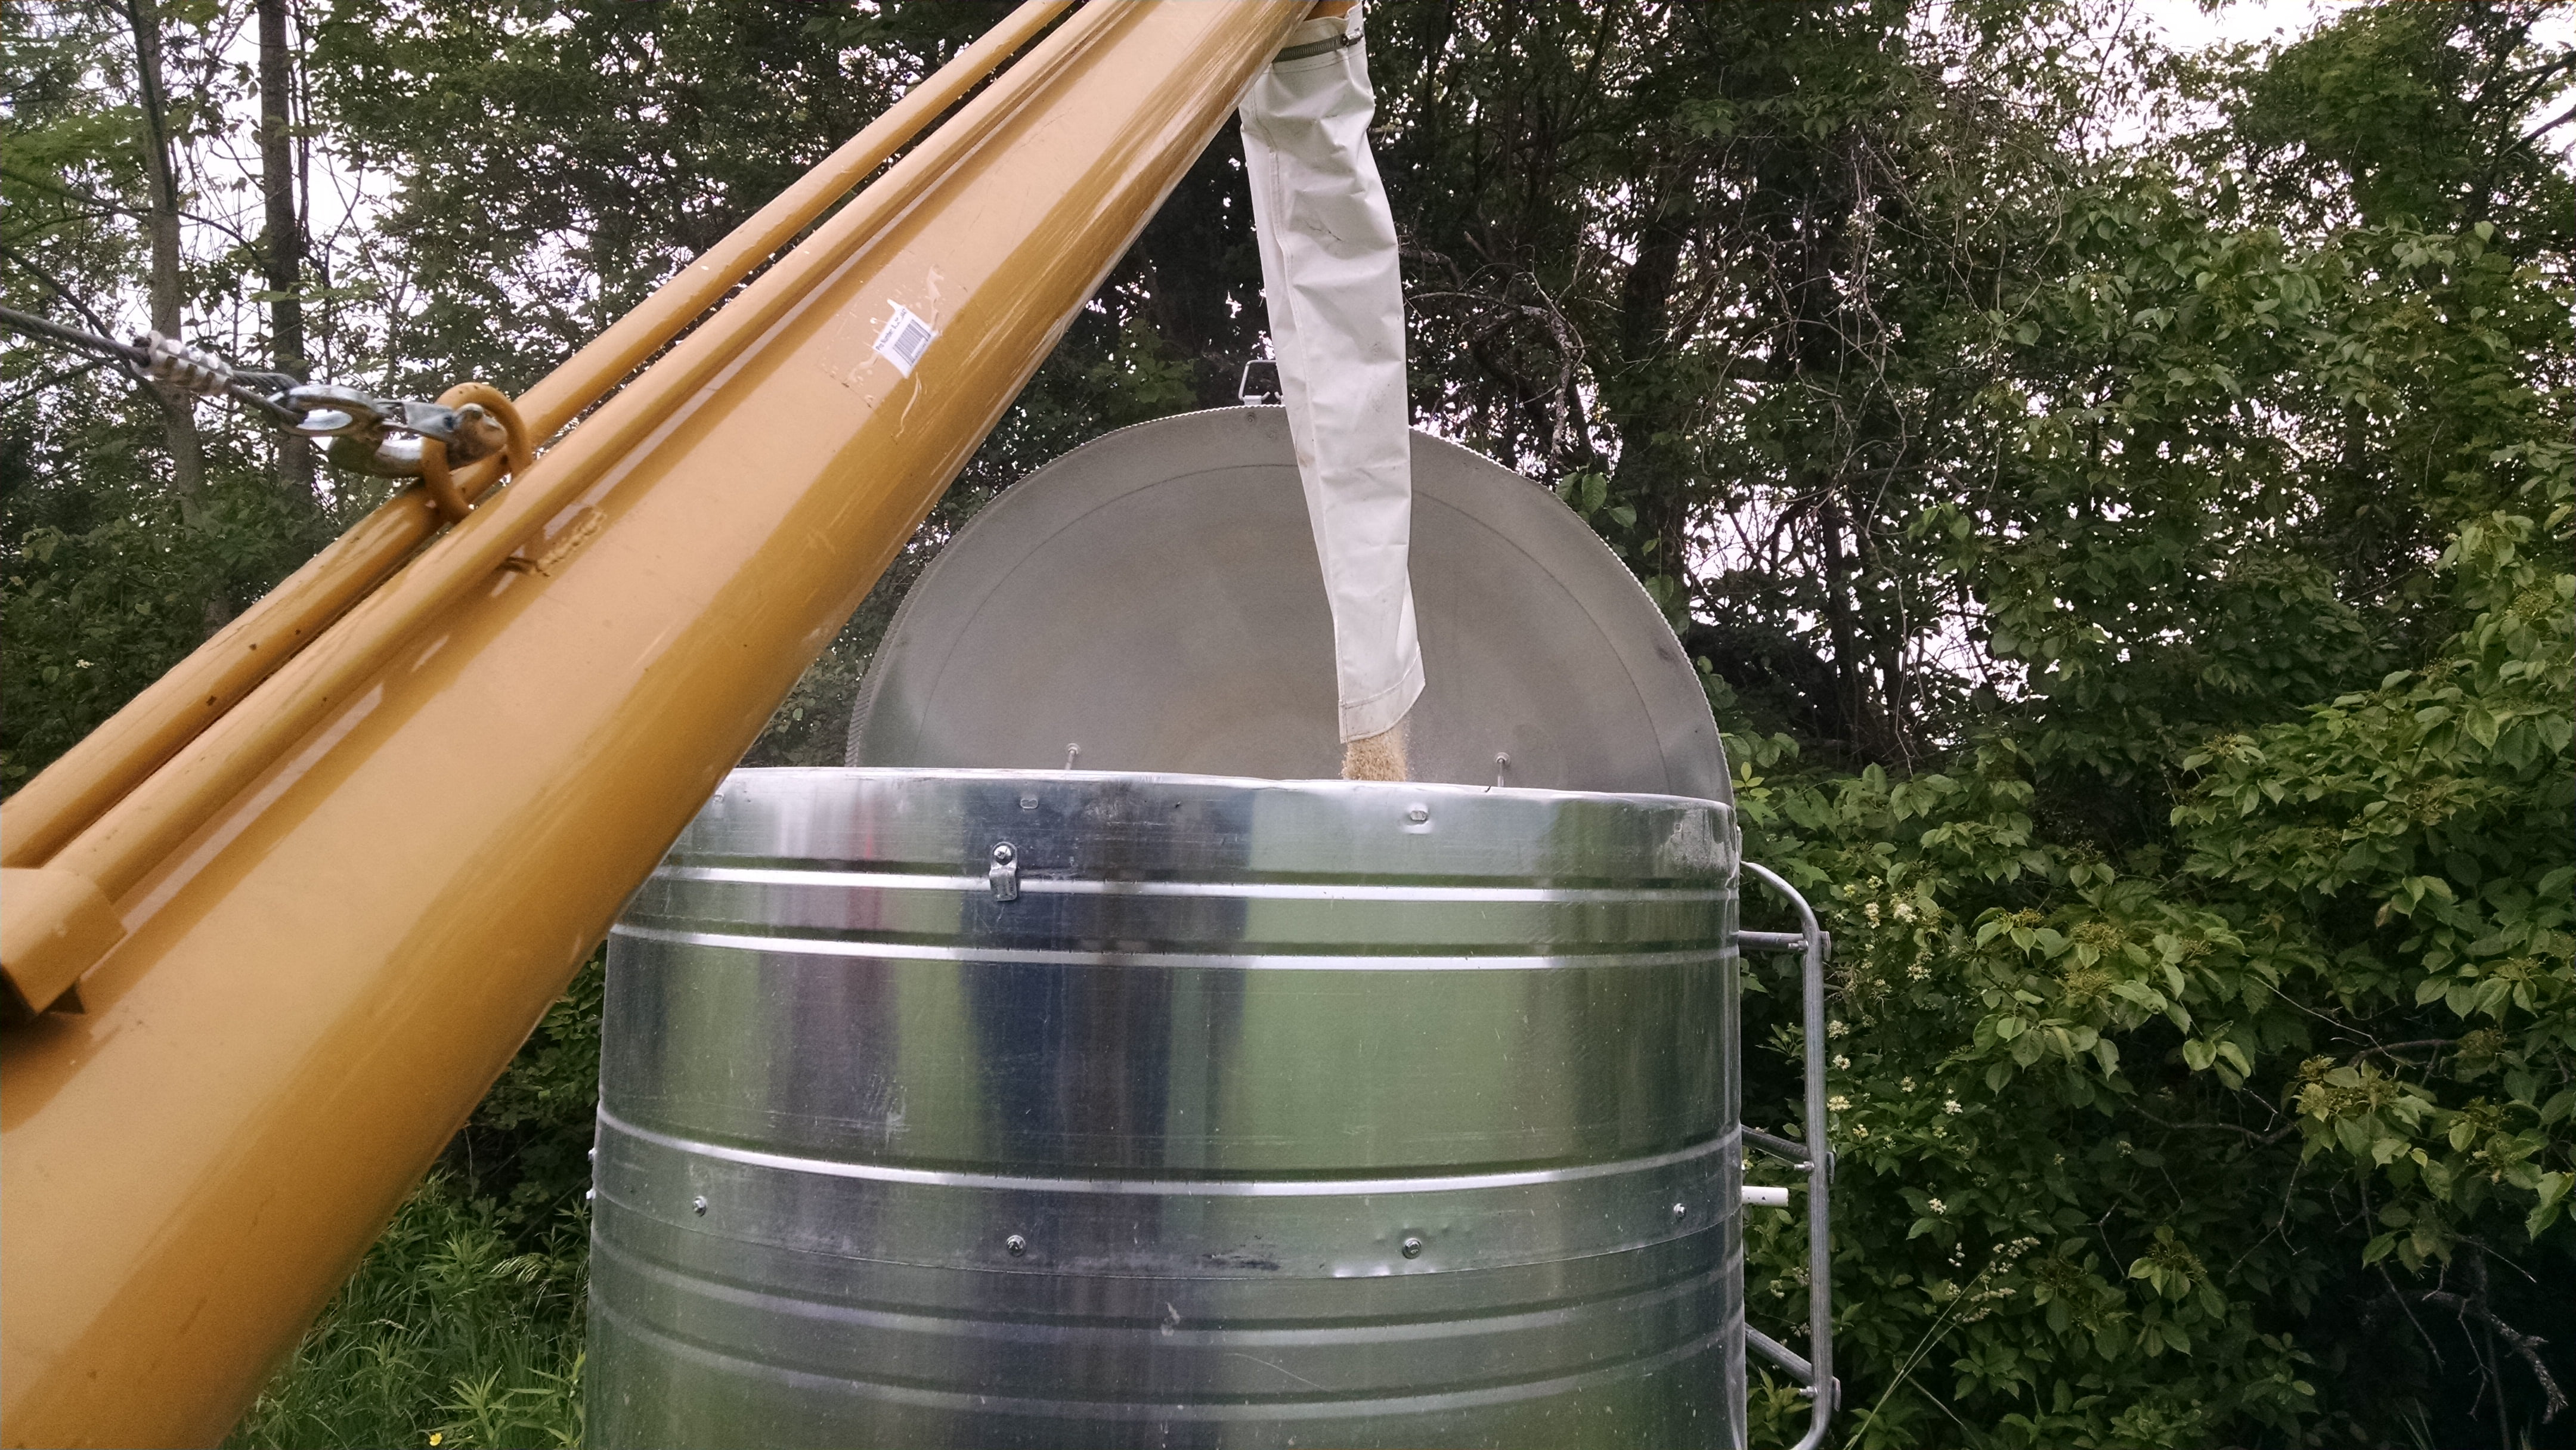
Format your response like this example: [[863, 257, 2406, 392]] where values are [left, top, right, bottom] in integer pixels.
[[1738, 488, 2572, 1446]]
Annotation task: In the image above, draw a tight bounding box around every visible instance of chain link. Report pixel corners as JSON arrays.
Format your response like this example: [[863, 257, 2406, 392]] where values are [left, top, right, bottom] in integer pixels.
[[1, 303, 524, 488]]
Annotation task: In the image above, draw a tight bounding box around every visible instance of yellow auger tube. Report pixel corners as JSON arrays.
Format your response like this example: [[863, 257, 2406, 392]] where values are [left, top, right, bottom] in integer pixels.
[[0, 0, 1072, 1021], [0, 0, 1072, 882], [0, 4, 1302, 1445]]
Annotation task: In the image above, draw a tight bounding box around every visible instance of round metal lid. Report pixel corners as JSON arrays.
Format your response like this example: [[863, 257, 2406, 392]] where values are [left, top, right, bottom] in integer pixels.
[[845, 407, 1728, 803]]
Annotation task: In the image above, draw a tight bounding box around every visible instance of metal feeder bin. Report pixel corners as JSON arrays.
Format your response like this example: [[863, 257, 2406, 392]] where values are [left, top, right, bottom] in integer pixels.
[[587, 410, 1834, 1447]]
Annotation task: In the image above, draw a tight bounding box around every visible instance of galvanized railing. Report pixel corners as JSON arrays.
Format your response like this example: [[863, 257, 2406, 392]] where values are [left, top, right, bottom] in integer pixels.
[[1741, 860, 1837, 1449]]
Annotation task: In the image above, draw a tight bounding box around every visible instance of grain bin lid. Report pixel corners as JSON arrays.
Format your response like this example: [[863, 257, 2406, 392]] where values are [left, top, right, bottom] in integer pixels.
[[845, 406, 1729, 803]]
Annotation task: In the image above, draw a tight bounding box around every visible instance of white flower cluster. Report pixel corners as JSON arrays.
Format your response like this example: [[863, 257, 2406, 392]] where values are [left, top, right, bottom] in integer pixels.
[[1956, 1235, 2048, 1324]]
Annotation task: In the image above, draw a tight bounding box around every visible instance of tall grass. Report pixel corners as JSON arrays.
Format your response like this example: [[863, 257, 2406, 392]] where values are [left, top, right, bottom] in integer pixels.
[[224, 1174, 589, 1450]]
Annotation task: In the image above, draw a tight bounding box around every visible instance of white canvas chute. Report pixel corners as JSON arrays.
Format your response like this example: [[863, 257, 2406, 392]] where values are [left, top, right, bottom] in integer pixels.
[[1239, 2, 1423, 777]]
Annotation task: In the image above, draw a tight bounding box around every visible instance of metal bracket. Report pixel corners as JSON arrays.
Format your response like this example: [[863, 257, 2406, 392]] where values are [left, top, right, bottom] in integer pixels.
[[1741, 860, 1835, 1448], [1236, 358, 1282, 404], [987, 842, 1020, 902], [1746, 1328, 1843, 1413]]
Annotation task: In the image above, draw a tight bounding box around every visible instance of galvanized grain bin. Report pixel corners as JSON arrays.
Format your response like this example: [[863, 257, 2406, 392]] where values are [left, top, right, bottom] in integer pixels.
[[589, 766, 1744, 1448]]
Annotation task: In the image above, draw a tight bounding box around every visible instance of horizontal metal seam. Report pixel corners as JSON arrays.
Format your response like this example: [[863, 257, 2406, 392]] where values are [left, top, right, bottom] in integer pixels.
[[589, 1230, 1734, 1343], [609, 922, 1735, 971], [599, 1105, 1738, 1195], [662, 863, 1733, 904], [591, 1295, 1738, 1421]]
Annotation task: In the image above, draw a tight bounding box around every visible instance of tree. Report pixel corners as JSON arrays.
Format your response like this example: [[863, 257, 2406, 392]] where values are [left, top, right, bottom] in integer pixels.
[[256, 0, 314, 499], [120, 0, 211, 510], [4, 0, 348, 791]]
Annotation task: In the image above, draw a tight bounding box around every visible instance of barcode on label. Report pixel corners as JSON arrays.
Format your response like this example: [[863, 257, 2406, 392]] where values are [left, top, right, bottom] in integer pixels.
[[872, 303, 936, 377]]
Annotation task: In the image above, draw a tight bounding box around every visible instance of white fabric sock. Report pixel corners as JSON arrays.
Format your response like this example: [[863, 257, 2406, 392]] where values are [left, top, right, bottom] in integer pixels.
[[1239, 4, 1425, 746]]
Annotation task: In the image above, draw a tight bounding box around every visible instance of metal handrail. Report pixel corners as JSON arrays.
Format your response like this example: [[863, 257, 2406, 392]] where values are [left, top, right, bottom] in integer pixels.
[[1742, 859, 1836, 1449]]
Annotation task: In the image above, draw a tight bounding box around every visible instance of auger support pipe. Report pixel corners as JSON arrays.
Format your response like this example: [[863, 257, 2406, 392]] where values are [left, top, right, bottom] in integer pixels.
[[0, 4, 1303, 1445], [36, 0, 1106, 919], [504, 0, 1072, 441], [0, 0, 1067, 881], [0, 0, 1080, 1026], [0, 484, 451, 872]]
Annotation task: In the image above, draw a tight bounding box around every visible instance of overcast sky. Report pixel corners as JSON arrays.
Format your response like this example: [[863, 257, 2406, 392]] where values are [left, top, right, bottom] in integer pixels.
[[2145, 0, 2574, 116]]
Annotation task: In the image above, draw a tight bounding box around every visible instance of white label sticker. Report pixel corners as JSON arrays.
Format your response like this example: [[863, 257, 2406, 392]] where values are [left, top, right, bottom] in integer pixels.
[[872, 302, 936, 377]]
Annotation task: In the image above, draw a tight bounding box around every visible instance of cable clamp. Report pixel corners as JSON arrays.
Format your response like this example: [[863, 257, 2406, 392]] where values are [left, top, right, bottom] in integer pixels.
[[280, 382, 533, 519], [136, 331, 235, 395]]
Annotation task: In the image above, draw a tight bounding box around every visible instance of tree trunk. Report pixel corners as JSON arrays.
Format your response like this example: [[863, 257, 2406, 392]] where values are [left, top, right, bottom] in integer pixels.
[[123, 0, 207, 506], [1853, 510, 1915, 770], [258, 0, 315, 500], [126, 0, 233, 631], [1606, 170, 1696, 605], [1814, 488, 1869, 753]]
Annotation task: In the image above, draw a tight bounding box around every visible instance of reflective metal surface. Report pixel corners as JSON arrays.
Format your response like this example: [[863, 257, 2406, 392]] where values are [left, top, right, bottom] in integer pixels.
[[592, 767, 1744, 1448], [845, 407, 1730, 802]]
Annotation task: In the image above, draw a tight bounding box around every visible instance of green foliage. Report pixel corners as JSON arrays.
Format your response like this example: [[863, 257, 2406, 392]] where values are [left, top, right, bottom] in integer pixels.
[[224, 1175, 587, 1450], [4, 466, 361, 788], [451, 952, 607, 1238], [2223, 4, 2576, 255], [1735, 742, 2324, 1446], [1710, 101, 2574, 1428], [1733, 490, 2572, 1443], [2181, 507, 2576, 1251]]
